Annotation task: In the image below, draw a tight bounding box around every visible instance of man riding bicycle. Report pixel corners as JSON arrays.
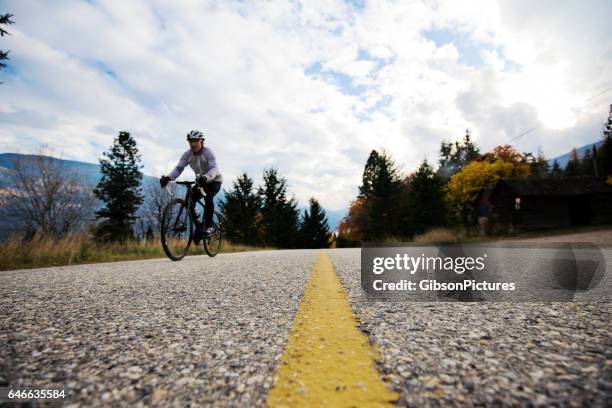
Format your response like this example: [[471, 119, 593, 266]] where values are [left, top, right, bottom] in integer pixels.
[[159, 130, 223, 244]]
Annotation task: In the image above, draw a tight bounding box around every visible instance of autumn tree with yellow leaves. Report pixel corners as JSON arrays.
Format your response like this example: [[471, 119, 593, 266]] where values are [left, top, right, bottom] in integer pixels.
[[446, 152, 531, 224]]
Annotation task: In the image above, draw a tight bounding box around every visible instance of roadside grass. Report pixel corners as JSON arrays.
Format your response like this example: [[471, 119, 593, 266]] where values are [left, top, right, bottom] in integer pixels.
[[458, 223, 612, 243], [382, 224, 612, 245], [382, 228, 465, 244], [0, 234, 274, 271], [413, 228, 463, 243]]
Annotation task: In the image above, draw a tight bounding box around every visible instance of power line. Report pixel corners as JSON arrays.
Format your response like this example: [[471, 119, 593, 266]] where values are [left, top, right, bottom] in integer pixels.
[[508, 85, 612, 142], [510, 125, 541, 141], [582, 85, 612, 105]]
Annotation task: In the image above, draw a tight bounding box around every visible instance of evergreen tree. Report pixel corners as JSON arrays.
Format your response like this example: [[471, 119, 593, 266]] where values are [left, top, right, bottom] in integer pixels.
[[564, 147, 580, 177], [360, 150, 401, 240], [526, 148, 550, 179], [591, 145, 601, 179], [258, 168, 299, 248], [0, 13, 14, 75], [404, 160, 447, 236], [598, 104, 612, 179], [438, 129, 481, 179], [93, 131, 144, 242], [550, 160, 563, 178], [579, 148, 595, 176], [358, 150, 380, 199], [218, 173, 263, 246], [393, 175, 414, 237], [145, 224, 154, 242], [298, 197, 331, 248]]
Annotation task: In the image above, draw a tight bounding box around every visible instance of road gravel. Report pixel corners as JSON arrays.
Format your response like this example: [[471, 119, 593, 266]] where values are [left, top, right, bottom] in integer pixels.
[[1, 243, 610, 406], [329, 248, 611, 407], [1, 250, 317, 407]]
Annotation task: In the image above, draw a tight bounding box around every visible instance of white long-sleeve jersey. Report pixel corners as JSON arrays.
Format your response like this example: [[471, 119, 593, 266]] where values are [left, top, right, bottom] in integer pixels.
[[168, 147, 223, 183]]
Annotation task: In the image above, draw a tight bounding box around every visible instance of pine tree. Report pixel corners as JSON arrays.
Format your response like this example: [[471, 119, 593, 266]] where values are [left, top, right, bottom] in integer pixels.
[[438, 129, 481, 179], [564, 147, 580, 177], [145, 224, 154, 242], [298, 198, 331, 248], [358, 150, 380, 199], [599, 104, 612, 179], [0, 13, 14, 73], [218, 173, 263, 246], [258, 168, 299, 248], [579, 148, 595, 176], [404, 160, 447, 236], [591, 145, 600, 179], [528, 148, 550, 179], [93, 131, 144, 242], [550, 160, 562, 178], [360, 150, 401, 240]]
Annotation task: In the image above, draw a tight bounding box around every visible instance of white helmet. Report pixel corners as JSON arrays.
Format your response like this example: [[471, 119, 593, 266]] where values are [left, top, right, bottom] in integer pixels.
[[186, 130, 205, 141]]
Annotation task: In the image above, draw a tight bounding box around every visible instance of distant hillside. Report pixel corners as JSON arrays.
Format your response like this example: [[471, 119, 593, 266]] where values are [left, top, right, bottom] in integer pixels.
[[548, 139, 605, 169], [0, 153, 159, 188], [0, 153, 158, 238], [324, 209, 346, 233], [0, 153, 343, 236]]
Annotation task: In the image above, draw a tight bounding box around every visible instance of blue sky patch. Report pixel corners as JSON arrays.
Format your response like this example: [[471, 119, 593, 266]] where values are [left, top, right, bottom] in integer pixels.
[[1, 64, 17, 76], [423, 27, 523, 72], [94, 60, 118, 79], [423, 27, 483, 67], [304, 62, 367, 95], [345, 0, 366, 12], [357, 47, 393, 73], [368, 95, 392, 113], [333, 71, 367, 95]]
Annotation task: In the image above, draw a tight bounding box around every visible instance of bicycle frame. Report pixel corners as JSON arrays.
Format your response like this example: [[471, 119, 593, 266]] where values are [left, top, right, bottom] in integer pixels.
[[164, 179, 208, 227]]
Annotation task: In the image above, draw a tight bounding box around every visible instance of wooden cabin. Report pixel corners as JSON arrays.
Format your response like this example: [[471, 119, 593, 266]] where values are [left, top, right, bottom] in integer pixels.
[[474, 177, 612, 231]]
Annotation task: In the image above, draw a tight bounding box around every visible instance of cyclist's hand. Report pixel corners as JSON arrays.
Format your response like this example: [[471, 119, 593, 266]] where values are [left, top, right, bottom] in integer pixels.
[[160, 175, 171, 188], [197, 175, 208, 187]]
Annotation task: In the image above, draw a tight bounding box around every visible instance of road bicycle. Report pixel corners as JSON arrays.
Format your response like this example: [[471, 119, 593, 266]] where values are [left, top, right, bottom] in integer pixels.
[[160, 179, 222, 260]]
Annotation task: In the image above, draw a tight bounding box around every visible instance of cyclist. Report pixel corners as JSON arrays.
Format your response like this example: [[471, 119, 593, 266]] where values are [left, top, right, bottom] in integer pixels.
[[159, 130, 223, 244]]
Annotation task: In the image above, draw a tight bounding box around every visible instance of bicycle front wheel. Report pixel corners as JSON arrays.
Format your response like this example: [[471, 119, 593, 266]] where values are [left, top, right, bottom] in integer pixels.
[[161, 198, 193, 261]]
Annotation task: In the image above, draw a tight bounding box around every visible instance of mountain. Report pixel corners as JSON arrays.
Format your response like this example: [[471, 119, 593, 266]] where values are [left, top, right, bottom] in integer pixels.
[[547, 140, 604, 169], [322, 209, 346, 232], [0, 153, 158, 188], [0, 153, 344, 236]]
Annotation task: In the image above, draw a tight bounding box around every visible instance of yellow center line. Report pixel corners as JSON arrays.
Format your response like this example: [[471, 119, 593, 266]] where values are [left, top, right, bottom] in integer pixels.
[[267, 251, 399, 407]]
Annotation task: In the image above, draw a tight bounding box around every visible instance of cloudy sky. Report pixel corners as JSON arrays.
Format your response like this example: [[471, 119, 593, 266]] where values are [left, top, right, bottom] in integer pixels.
[[1, 0, 611, 211]]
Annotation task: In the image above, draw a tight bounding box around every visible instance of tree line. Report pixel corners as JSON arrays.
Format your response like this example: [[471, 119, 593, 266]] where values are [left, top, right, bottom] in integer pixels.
[[3, 105, 611, 245], [337, 107, 612, 245], [1, 131, 332, 248], [220, 170, 331, 248]]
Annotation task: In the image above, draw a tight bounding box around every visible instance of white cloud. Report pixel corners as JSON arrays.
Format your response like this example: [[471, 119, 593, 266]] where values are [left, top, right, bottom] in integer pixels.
[[1, 0, 611, 211]]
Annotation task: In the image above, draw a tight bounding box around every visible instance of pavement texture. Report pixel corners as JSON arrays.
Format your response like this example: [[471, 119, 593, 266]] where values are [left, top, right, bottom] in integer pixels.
[[1, 250, 318, 407], [329, 248, 612, 407], [1, 240, 611, 407]]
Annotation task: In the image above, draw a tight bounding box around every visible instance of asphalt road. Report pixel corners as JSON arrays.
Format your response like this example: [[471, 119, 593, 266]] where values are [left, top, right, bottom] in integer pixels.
[[1, 247, 610, 406], [1, 250, 317, 407], [330, 248, 611, 406]]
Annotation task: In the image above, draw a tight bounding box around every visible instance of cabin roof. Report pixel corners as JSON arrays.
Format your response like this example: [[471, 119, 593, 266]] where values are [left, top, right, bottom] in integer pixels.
[[492, 177, 612, 197]]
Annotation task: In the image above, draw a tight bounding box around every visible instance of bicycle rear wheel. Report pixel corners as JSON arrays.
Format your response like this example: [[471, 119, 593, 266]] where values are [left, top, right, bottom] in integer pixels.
[[204, 222, 222, 257], [161, 198, 193, 261]]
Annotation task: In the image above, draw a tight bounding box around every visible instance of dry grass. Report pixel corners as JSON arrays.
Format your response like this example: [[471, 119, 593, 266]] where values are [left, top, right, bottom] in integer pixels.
[[413, 228, 463, 243], [381, 228, 464, 244], [0, 233, 273, 271]]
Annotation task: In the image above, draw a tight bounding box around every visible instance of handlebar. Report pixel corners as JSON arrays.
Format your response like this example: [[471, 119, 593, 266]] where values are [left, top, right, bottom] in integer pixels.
[[164, 180, 206, 198]]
